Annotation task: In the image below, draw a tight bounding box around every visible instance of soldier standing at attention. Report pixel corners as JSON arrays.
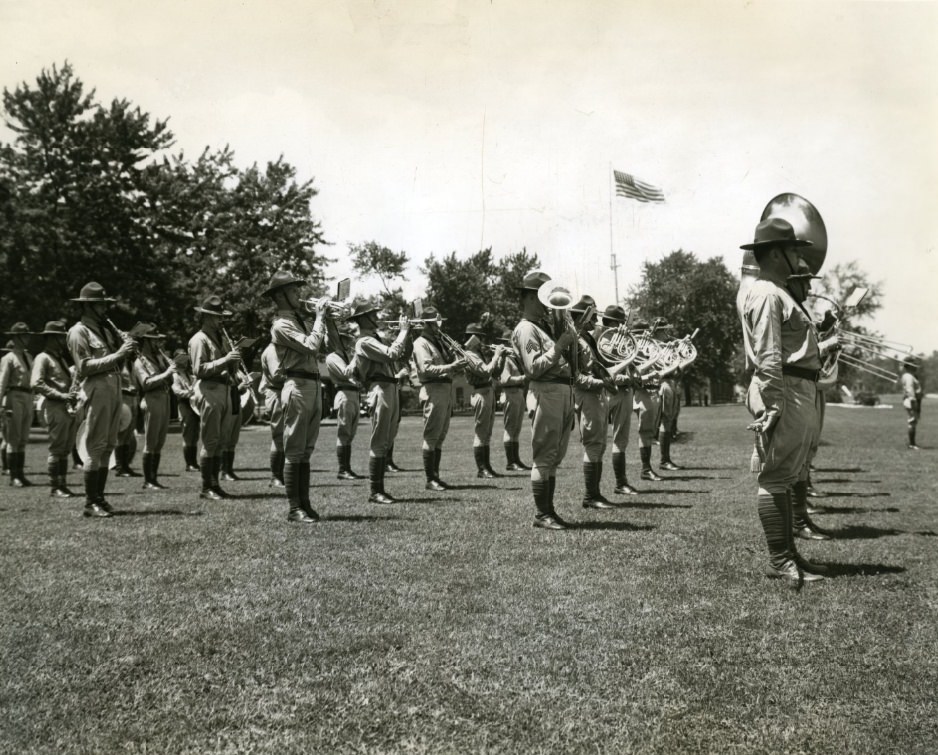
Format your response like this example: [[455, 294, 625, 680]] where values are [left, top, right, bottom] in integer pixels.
[[464, 323, 507, 479], [171, 349, 201, 472], [632, 320, 664, 482], [67, 282, 136, 517], [0, 322, 36, 487], [600, 305, 639, 495], [259, 340, 286, 487], [412, 307, 464, 490], [657, 367, 683, 471], [189, 295, 241, 501], [325, 329, 363, 481], [265, 271, 328, 523], [511, 272, 579, 530], [133, 324, 177, 490], [901, 359, 924, 450], [740, 218, 827, 584], [30, 320, 78, 497], [348, 302, 411, 504], [497, 328, 529, 471]]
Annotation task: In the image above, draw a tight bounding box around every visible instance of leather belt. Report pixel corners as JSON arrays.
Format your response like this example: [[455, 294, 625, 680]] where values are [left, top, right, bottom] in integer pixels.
[[335, 383, 358, 391], [201, 377, 230, 385], [422, 378, 452, 384], [7, 385, 32, 393], [370, 375, 397, 384], [782, 365, 820, 382], [532, 377, 574, 386], [285, 370, 320, 380], [471, 381, 492, 390]]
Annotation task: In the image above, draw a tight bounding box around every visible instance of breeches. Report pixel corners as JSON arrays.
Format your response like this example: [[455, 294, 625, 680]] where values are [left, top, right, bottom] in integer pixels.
[[471, 386, 496, 446], [747, 375, 819, 494], [575, 387, 608, 462], [634, 388, 660, 446], [659, 383, 679, 426], [4, 391, 33, 450], [527, 382, 574, 480], [43, 401, 76, 458], [178, 401, 200, 447], [226, 411, 242, 452], [141, 391, 170, 453], [334, 389, 360, 445], [608, 388, 633, 452], [502, 389, 524, 441], [196, 382, 236, 458], [265, 392, 284, 451], [368, 384, 398, 456], [81, 375, 122, 469], [118, 394, 137, 445], [419, 383, 452, 448], [281, 378, 321, 462]]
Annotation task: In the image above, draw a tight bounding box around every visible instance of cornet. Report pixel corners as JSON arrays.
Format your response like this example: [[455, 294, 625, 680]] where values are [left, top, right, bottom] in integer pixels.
[[300, 297, 352, 319]]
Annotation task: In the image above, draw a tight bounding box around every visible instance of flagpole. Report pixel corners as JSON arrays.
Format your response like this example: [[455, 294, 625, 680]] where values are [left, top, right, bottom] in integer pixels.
[[609, 164, 619, 305]]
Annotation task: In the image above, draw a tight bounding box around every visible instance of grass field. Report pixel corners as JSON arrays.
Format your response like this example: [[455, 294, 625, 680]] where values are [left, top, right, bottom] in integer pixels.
[[2, 399, 936, 753]]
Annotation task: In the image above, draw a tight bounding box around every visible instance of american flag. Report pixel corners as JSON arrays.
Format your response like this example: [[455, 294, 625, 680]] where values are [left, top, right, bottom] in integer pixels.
[[613, 170, 665, 203]]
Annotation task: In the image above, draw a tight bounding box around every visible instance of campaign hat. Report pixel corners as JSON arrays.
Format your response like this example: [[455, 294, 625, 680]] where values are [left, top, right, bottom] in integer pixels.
[[602, 305, 627, 325], [740, 218, 813, 251], [5, 322, 35, 336], [39, 320, 68, 335], [465, 322, 486, 336], [193, 295, 232, 317], [262, 270, 307, 297], [516, 270, 552, 291], [347, 301, 380, 321], [70, 281, 116, 302]]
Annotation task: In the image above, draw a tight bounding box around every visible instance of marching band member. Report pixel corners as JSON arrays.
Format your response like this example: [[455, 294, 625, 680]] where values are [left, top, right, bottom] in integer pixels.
[[901, 358, 924, 451], [599, 305, 639, 495], [632, 320, 664, 482], [265, 271, 327, 523], [384, 325, 413, 474], [221, 368, 253, 483], [464, 323, 507, 479], [412, 307, 464, 490], [171, 349, 201, 472], [67, 282, 136, 517], [497, 328, 529, 471], [30, 320, 77, 497], [0, 322, 35, 487], [325, 328, 363, 481], [0, 340, 10, 475], [188, 294, 241, 501], [570, 296, 616, 508], [114, 360, 141, 478], [511, 271, 579, 530], [348, 301, 411, 504], [658, 366, 683, 471], [739, 218, 827, 584], [132, 324, 177, 490], [258, 341, 286, 487]]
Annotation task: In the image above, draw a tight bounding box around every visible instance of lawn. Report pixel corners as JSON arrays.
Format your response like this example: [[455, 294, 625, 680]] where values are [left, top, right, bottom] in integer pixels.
[[1, 400, 936, 753]]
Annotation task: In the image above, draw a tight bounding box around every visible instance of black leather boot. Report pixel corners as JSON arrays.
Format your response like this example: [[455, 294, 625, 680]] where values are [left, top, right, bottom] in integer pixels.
[[424, 449, 444, 491], [792, 481, 832, 540], [433, 448, 449, 489], [582, 461, 614, 509], [221, 450, 239, 481], [337, 445, 356, 480], [200, 458, 222, 500], [475, 446, 495, 478], [368, 456, 394, 504], [299, 461, 319, 521], [612, 451, 637, 495], [285, 462, 315, 523], [482, 445, 501, 477], [659, 435, 682, 471], [385, 445, 403, 473], [56, 457, 75, 497], [639, 446, 663, 481], [82, 470, 111, 517], [183, 445, 200, 472], [532, 479, 565, 529], [211, 456, 229, 498]]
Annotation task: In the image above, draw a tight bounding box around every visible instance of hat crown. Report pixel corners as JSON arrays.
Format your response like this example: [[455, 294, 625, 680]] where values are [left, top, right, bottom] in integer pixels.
[[7, 321, 32, 335], [603, 305, 626, 323], [571, 295, 596, 313], [518, 271, 552, 291], [200, 296, 225, 313], [263, 270, 307, 296], [741, 217, 813, 250], [465, 322, 486, 335], [41, 320, 67, 334]]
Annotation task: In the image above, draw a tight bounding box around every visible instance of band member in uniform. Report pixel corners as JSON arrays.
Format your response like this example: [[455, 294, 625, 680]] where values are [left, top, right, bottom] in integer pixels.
[[189, 295, 241, 501], [384, 326, 414, 474], [325, 329, 363, 481], [740, 218, 827, 584], [632, 320, 664, 482], [0, 340, 10, 475], [569, 296, 617, 508], [658, 367, 683, 471], [67, 282, 136, 516], [901, 358, 924, 450], [349, 301, 411, 504], [258, 341, 286, 486], [512, 271, 580, 530], [497, 328, 529, 471], [30, 321, 78, 496], [264, 272, 329, 523], [465, 323, 507, 478], [412, 307, 464, 490], [171, 349, 201, 472], [113, 359, 140, 478], [600, 305, 639, 495], [132, 324, 177, 490], [0, 322, 36, 487]]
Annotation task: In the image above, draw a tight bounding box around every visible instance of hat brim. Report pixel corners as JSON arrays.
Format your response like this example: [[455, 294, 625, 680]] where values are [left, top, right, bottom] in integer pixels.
[[70, 296, 117, 302], [262, 278, 307, 297], [40, 330, 68, 336], [4, 330, 37, 336], [349, 307, 379, 320], [193, 307, 233, 317], [740, 238, 813, 251]]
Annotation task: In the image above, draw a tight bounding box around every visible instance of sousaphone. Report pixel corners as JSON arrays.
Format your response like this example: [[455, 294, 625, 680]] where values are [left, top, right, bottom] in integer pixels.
[[760, 193, 828, 274]]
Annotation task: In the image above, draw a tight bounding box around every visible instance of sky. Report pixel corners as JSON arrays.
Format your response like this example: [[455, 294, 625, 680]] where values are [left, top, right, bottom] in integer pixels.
[[2, 0, 937, 353]]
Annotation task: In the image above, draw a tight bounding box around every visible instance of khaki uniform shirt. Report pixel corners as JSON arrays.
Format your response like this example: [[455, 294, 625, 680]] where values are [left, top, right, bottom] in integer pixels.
[[259, 343, 283, 397], [270, 308, 325, 375], [354, 332, 409, 384], [326, 352, 359, 389], [511, 318, 581, 382], [500, 352, 526, 389], [188, 330, 232, 383], [30, 352, 71, 401], [133, 353, 171, 394], [0, 350, 34, 400], [413, 334, 453, 384]]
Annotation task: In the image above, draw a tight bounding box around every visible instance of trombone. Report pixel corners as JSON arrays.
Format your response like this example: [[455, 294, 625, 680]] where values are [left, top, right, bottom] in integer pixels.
[[434, 328, 485, 372], [379, 317, 443, 330]]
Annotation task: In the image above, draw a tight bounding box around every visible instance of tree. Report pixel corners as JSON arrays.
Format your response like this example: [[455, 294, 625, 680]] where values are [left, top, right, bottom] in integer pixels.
[[422, 248, 539, 340], [349, 241, 409, 316], [627, 250, 740, 398]]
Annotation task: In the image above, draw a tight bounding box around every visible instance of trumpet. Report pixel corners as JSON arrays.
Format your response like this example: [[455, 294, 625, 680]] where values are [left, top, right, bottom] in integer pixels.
[[299, 296, 352, 319], [379, 317, 442, 330]]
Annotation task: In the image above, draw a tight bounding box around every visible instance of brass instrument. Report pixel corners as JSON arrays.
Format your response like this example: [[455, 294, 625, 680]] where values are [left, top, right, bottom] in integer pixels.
[[435, 328, 485, 372], [379, 317, 442, 330], [221, 326, 260, 422], [299, 296, 353, 319]]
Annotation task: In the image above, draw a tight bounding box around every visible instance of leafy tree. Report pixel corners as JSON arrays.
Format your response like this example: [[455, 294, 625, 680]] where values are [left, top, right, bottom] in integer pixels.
[[349, 241, 409, 316], [627, 250, 740, 397]]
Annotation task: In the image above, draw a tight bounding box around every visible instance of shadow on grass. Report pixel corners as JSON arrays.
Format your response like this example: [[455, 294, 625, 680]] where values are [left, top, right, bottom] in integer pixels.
[[112, 509, 205, 517], [567, 520, 656, 532], [815, 466, 865, 473], [828, 491, 891, 499], [676, 465, 739, 471], [615, 501, 694, 510], [638, 488, 707, 495], [827, 525, 938, 539], [444, 483, 503, 491], [659, 474, 732, 481], [813, 505, 900, 515], [821, 562, 907, 578], [322, 514, 403, 523], [817, 478, 882, 485]]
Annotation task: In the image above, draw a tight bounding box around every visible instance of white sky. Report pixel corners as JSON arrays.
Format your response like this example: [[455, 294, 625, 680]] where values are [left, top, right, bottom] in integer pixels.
[[3, 0, 937, 352]]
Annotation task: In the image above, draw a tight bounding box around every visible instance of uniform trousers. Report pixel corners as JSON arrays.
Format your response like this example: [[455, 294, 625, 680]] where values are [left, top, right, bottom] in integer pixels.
[[265, 392, 284, 453], [367, 382, 398, 457], [3, 391, 34, 451], [334, 389, 360, 446], [195, 381, 236, 460], [471, 385, 496, 447], [526, 381, 575, 483], [607, 387, 634, 454], [747, 375, 819, 495], [659, 381, 680, 433], [419, 382, 452, 450], [80, 374, 122, 471], [574, 387, 608, 463], [633, 387, 661, 446], [140, 390, 170, 453], [178, 400, 200, 449], [281, 377, 321, 463], [502, 387, 525, 443], [42, 400, 77, 460]]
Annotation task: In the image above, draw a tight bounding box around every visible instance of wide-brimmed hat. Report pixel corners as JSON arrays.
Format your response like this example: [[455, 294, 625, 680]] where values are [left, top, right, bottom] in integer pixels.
[[1, 340, 11, 351], [347, 301, 380, 321], [465, 323, 486, 336], [632, 319, 651, 331], [262, 270, 307, 297], [5, 322, 35, 336], [740, 218, 814, 251], [570, 295, 596, 314], [517, 270, 552, 292], [70, 281, 116, 302], [128, 322, 166, 339], [497, 328, 513, 343], [40, 320, 68, 335], [193, 295, 232, 317], [602, 305, 626, 325], [421, 306, 443, 321]]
